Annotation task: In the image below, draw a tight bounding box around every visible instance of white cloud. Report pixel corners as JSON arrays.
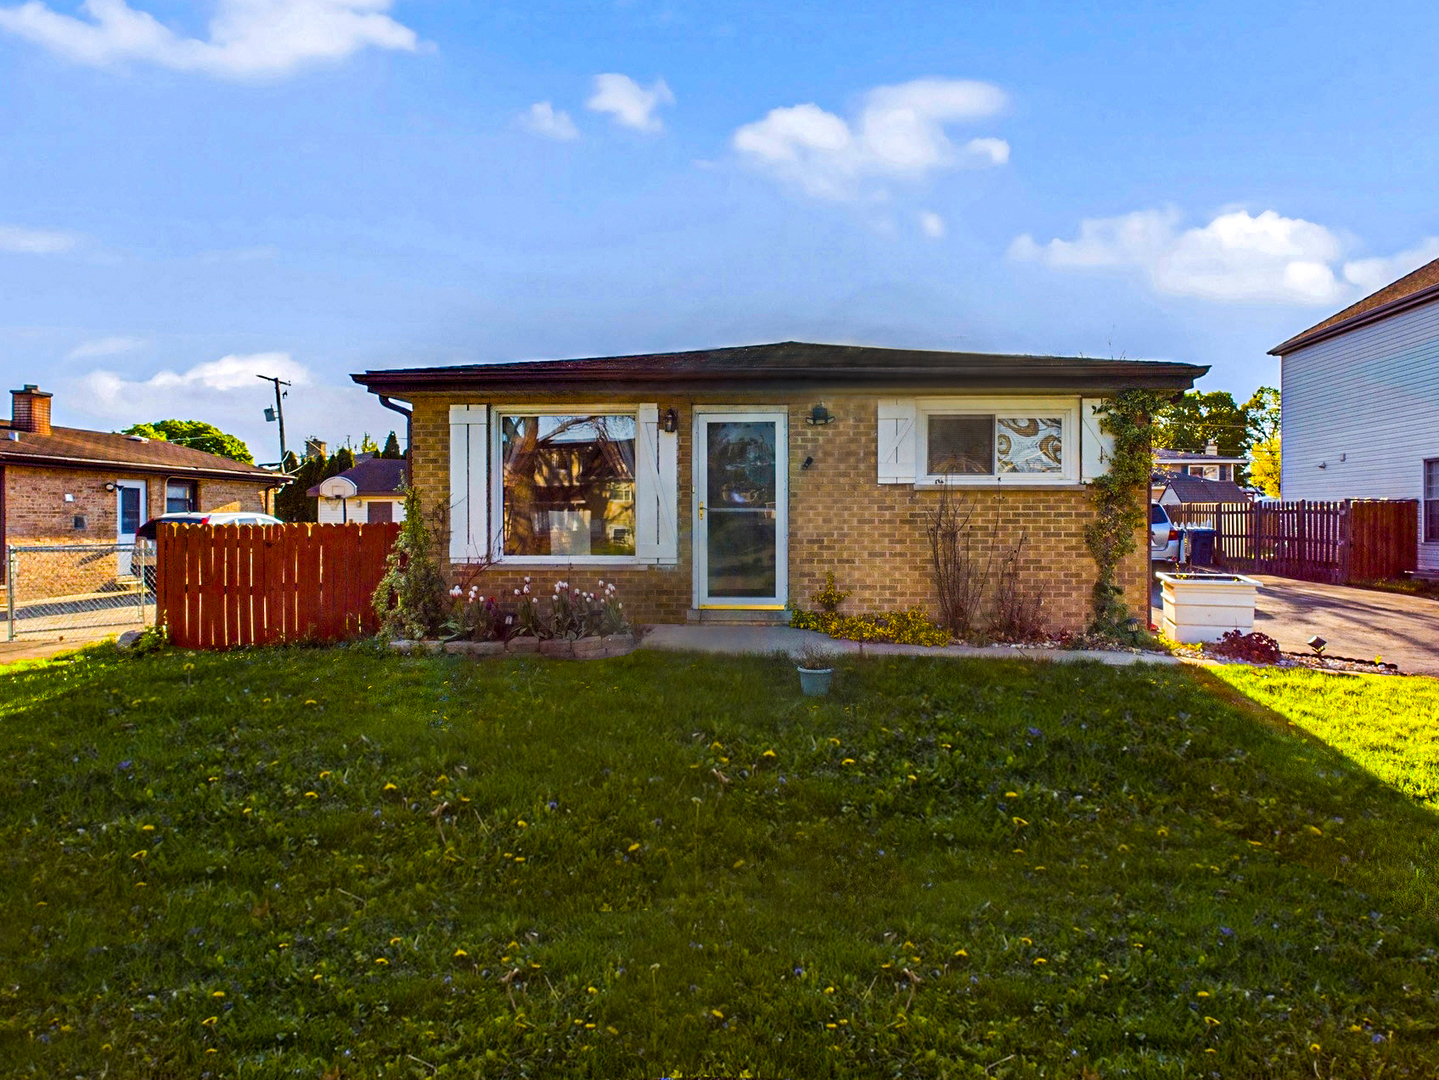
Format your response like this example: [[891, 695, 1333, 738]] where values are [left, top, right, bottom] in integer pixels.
[[74, 352, 310, 419], [1343, 236, 1439, 295], [919, 211, 946, 239], [1010, 207, 1355, 305], [0, 0, 420, 79], [521, 101, 579, 141], [732, 77, 1008, 200], [585, 73, 674, 133], [66, 336, 144, 360], [0, 224, 78, 253]]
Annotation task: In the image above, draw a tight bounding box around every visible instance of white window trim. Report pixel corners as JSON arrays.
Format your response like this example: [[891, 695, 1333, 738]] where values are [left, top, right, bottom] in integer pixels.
[[1423, 457, 1439, 544], [489, 403, 646, 567], [913, 396, 1081, 487]]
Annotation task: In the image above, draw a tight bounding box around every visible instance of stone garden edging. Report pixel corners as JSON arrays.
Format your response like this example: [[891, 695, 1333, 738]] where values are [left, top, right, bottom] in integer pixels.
[[388, 632, 638, 660]]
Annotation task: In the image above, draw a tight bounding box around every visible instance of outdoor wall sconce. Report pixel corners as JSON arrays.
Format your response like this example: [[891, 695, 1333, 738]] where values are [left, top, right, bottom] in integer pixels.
[[1307, 635, 1327, 656], [806, 404, 834, 426], [802, 456, 814, 470], [662, 407, 678, 433], [104, 482, 116, 492]]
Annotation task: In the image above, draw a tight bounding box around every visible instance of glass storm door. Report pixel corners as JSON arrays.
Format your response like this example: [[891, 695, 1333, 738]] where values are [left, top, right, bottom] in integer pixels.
[[695, 411, 787, 608], [115, 480, 145, 577]]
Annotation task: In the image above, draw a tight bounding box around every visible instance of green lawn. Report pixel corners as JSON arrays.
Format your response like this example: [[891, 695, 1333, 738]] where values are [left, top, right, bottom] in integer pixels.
[[1, 646, 1436, 1079]]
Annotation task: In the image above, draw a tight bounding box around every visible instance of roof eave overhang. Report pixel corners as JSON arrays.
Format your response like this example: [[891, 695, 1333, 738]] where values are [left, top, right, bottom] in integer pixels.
[[0, 451, 287, 486], [1269, 281, 1439, 356], [352, 364, 1208, 397]]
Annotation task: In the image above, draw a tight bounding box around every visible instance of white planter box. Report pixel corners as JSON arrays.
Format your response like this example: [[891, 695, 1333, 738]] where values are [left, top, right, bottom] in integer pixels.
[[1155, 572, 1262, 644]]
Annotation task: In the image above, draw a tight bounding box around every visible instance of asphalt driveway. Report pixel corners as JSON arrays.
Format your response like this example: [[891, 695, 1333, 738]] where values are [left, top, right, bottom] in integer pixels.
[[1153, 574, 1439, 676]]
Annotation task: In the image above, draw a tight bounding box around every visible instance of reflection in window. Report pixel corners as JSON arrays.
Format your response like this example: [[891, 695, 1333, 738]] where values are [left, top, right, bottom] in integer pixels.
[[927, 416, 992, 475], [165, 479, 197, 513], [501, 415, 636, 556]]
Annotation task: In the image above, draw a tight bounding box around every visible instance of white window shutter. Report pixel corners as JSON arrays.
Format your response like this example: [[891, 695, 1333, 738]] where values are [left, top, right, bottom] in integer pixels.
[[1081, 398, 1114, 482], [877, 399, 917, 483], [635, 405, 659, 559], [449, 405, 488, 561], [634, 404, 678, 563]]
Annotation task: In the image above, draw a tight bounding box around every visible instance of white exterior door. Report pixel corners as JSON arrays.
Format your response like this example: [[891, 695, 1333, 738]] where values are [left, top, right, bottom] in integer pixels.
[[115, 480, 145, 577], [693, 410, 788, 609]]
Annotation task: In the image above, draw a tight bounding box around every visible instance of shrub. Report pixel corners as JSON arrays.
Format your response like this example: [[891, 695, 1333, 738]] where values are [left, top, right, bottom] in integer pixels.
[[987, 531, 1047, 643], [924, 483, 992, 639], [372, 487, 449, 641], [1208, 629, 1282, 664], [791, 608, 950, 647]]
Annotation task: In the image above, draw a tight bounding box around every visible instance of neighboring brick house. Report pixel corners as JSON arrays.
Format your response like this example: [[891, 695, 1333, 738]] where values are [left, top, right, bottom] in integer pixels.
[[308, 456, 408, 524], [352, 343, 1206, 632], [1, 384, 283, 587]]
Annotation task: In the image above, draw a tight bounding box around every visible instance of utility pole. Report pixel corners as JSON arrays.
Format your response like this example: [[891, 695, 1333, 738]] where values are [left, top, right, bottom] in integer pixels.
[[257, 374, 291, 466]]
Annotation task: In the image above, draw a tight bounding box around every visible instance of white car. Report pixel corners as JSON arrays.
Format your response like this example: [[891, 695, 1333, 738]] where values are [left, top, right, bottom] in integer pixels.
[[1150, 503, 1180, 563], [135, 511, 283, 540]]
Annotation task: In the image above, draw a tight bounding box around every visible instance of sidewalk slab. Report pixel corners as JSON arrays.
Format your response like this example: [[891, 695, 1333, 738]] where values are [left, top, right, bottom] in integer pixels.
[[638, 624, 1179, 667]]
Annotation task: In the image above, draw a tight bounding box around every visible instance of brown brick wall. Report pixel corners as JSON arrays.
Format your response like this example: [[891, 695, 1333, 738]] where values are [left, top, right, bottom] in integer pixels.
[[2, 465, 275, 596], [408, 393, 1150, 634]]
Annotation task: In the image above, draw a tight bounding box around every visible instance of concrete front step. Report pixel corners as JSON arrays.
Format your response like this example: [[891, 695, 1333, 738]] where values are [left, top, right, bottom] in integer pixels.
[[685, 608, 790, 626]]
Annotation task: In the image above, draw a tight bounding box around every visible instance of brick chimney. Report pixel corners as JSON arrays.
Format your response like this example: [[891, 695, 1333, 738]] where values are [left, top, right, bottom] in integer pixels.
[[11, 384, 52, 436], [1204, 440, 1219, 456]]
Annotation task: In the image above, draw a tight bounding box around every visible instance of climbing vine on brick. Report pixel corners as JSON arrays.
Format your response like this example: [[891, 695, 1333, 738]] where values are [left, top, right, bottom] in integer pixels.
[[1086, 391, 1172, 636]]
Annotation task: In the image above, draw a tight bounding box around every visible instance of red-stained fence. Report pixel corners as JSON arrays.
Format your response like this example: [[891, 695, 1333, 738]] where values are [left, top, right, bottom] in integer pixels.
[[155, 522, 400, 649], [1166, 499, 1418, 584]]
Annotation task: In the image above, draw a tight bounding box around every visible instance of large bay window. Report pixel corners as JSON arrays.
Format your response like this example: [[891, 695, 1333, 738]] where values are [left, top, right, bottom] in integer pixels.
[[498, 412, 638, 559], [914, 399, 1078, 485]]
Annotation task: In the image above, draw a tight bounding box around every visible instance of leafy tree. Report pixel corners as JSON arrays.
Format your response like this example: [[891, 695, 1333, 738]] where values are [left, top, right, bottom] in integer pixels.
[[274, 446, 358, 522], [1152, 391, 1249, 459], [381, 431, 403, 459], [359, 432, 380, 455], [1245, 386, 1281, 496], [122, 420, 254, 464]]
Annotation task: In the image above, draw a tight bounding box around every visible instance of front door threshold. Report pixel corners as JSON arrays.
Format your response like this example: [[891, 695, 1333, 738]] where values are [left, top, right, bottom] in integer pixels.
[[685, 608, 790, 626]]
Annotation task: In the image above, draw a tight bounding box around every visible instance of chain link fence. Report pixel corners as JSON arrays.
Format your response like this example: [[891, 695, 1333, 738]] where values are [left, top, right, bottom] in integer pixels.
[[5, 542, 155, 640]]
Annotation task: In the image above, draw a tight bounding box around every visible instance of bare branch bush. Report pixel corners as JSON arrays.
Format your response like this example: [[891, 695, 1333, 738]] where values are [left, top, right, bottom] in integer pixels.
[[988, 529, 1048, 642], [924, 483, 993, 640]]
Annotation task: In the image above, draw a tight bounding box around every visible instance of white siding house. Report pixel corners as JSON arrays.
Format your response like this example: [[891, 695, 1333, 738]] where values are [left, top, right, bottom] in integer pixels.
[[306, 457, 407, 526], [1271, 258, 1439, 574]]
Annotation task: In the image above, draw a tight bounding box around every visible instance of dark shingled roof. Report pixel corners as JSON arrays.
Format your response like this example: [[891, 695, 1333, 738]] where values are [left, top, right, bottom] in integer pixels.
[[1270, 257, 1439, 355], [1159, 473, 1249, 503], [353, 341, 1207, 395], [306, 457, 407, 497], [0, 421, 283, 484]]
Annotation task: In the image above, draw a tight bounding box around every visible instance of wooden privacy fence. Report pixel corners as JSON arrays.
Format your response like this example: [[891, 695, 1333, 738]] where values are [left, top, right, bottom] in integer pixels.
[[1167, 499, 1418, 584], [156, 522, 400, 649]]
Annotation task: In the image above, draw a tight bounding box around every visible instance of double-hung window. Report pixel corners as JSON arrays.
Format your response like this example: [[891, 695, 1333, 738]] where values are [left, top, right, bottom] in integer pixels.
[[917, 399, 1078, 485], [496, 411, 638, 559], [1424, 458, 1439, 543], [165, 479, 197, 513]]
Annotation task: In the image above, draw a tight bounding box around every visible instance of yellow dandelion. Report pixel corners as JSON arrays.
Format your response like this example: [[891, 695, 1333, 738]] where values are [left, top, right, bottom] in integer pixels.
[[711, 741, 724, 750], [304, 699, 318, 706], [762, 749, 776, 758], [606, 1026, 619, 1035], [824, 986, 836, 994], [374, 957, 389, 966], [201, 1016, 218, 1027], [319, 771, 331, 778], [454, 949, 468, 958], [586, 986, 598, 994], [1204, 1016, 1220, 1026], [628, 843, 641, 852], [389, 936, 403, 945], [141, 824, 155, 832], [1033, 958, 1047, 965], [1020, 937, 1033, 945], [826, 1022, 837, 1029], [1004, 791, 1019, 798], [841, 758, 855, 766], [828, 737, 840, 745], [711, 1009, 724, 1019], [517, 820, 527, 828], [130, 850, 146, 860], [211, 990, 225, 998], [303, 791, 319, 799], [1117, 844, 1130, 853], [954, 948, 969, 958], [1310, 1043, 1321, 1052], [1309, 825, 1323, 836], [1156, 826, 1170, 838], [383, 782, 398, 791], [1197, 990, 1210, 998], [514, 856, 526, 863]]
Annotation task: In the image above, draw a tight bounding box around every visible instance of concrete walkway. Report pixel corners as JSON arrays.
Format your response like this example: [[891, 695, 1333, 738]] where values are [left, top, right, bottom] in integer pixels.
[[639, 624, 1179, 667], [1152, 575, 1439, 676], [0, 627, 119, 666]]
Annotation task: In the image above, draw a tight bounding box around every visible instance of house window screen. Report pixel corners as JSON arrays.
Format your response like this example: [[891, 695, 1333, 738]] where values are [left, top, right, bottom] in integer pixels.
[[927, 415, 1063, 477], [1425, 458, 1439, 543], [166, 480, 197, 513], [500, 414, 637, 557]]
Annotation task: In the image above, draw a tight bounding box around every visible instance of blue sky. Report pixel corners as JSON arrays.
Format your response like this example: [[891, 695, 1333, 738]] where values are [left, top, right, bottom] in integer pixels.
[[1, 0, 1436, 461]]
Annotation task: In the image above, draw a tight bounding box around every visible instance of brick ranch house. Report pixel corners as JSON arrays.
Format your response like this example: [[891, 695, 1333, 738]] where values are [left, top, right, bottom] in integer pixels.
[[353, 343, 1206, 632], [0, 384, 283, 591]]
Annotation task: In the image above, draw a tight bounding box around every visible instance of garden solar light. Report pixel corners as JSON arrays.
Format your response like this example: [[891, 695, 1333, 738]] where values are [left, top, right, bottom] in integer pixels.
[[1307, 635, 1327, 655]]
